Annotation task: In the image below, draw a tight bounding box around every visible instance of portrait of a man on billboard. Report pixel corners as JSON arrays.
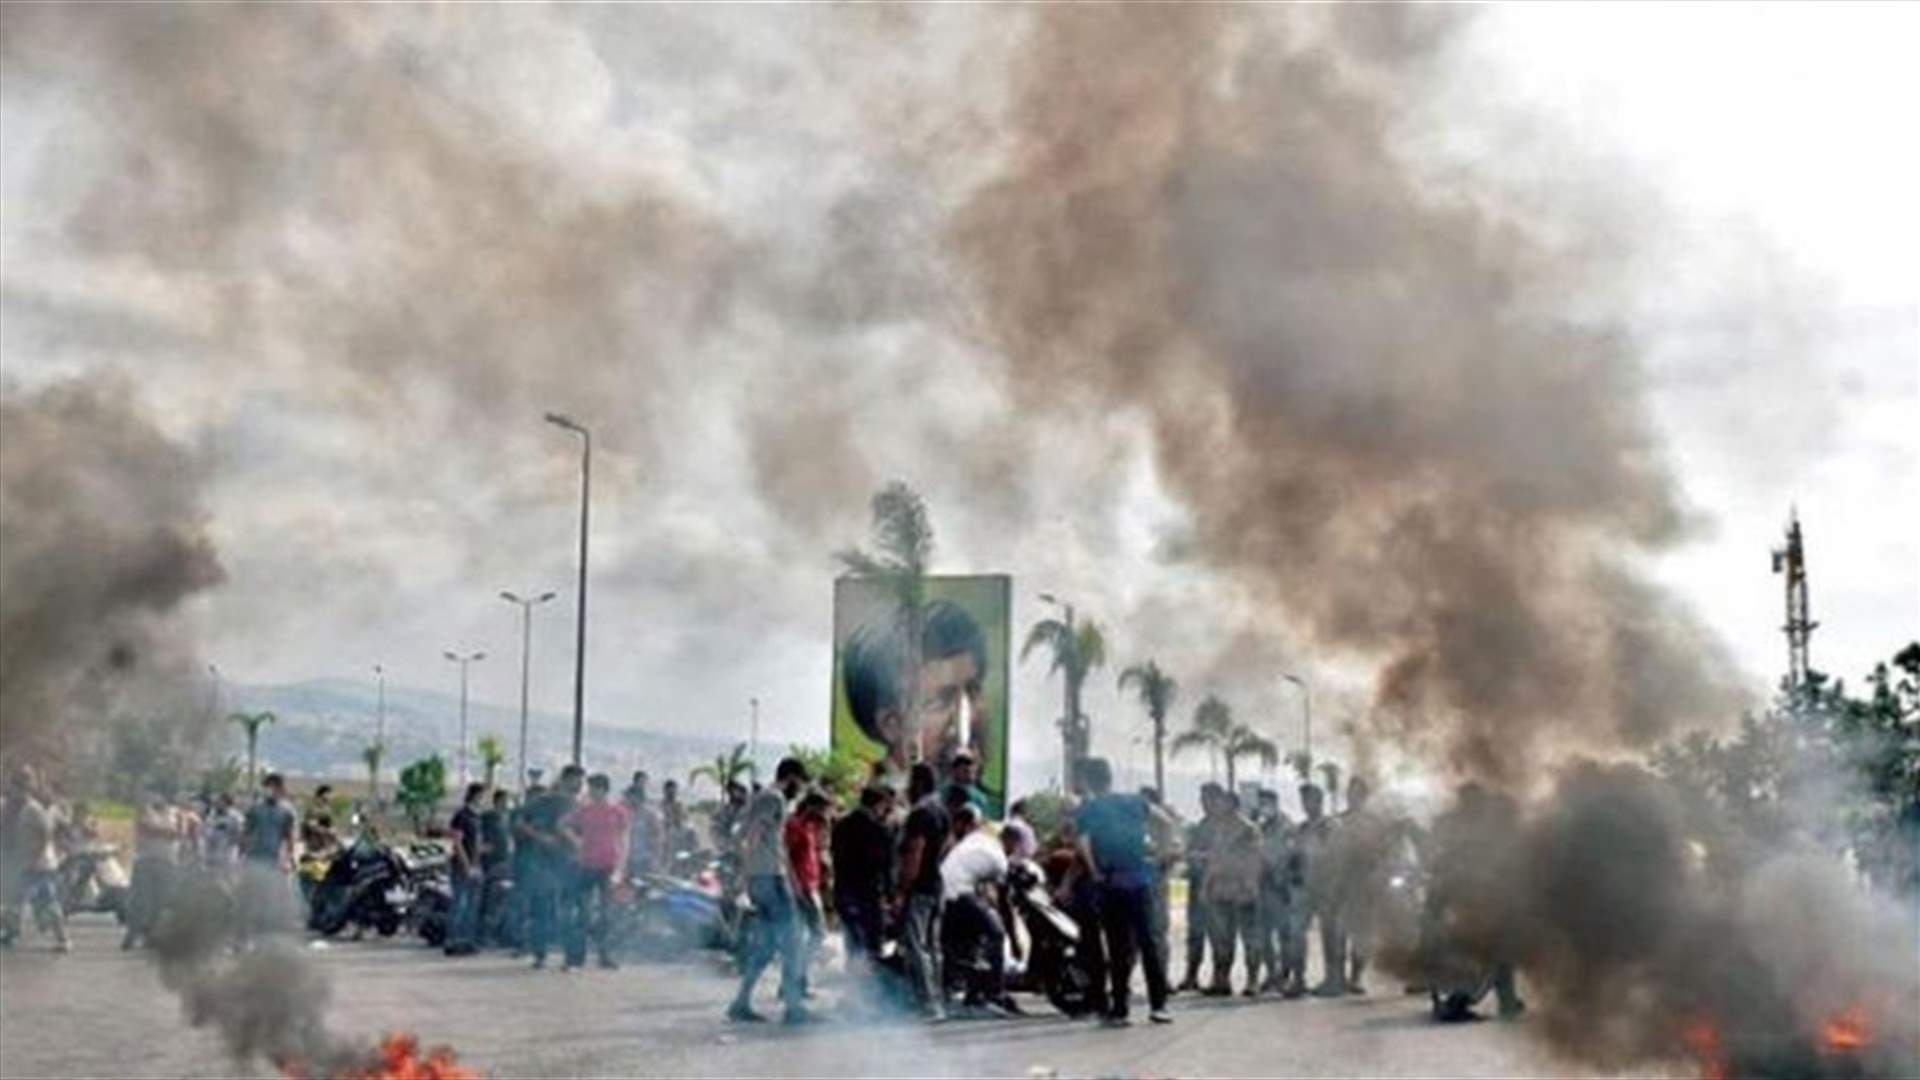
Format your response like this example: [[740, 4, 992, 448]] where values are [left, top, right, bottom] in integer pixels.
[[831, 575, 1010, 815]]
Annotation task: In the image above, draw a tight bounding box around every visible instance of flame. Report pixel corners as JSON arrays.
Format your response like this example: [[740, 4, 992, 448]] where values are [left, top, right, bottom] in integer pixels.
[[1820, 1004, 1870, 1053], [1681, 1015, 1729, 1080], [282, 1033, 479, 1080]]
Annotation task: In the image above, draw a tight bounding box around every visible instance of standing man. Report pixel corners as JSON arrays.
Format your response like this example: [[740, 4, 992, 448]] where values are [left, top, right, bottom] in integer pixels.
[[1202, 790, 1264, 997], [122, 787, 182, 950], [1, 766, 69, 952], [947, 751, 990, 814], [1336, 776, 1388, 995], [445, 782, 486, 957], [623, 774, 663, 879], [894, 763, 953, 1023], [830, 783, 895, 974], [1141, 786, 1179, 981], [479, 788, 515, 948], [1074, 758, 1173, 1026], [518, 766, 583, 970], [784, 789, 831, 997], [727, 757, 813, 1025], [507, 779, 547, 956], [562, 773, 630, 971], [1174, 783, 1222, 993], [1255, 789, 1299, 995], [1293, 783, 1344, 997], [238, 773, 298, 946]]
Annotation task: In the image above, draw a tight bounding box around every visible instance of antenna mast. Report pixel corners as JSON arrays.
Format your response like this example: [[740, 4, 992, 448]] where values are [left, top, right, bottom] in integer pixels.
[[1770, 509, 1817, 698]]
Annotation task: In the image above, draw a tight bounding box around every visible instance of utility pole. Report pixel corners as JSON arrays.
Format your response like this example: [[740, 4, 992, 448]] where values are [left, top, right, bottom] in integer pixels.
[[502, 591, 557, 792], [443, 649, 486, 789], [749, 697, 760, 784], [1283, 672, 1312, 771], [1771, 510, 1818, 702], [545, 412, 591, 767], [373, 663, 386, 748]]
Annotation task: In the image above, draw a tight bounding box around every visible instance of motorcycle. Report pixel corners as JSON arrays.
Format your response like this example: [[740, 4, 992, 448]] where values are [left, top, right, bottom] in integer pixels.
[[398, 840, 452, 947], [607, 868, 733, 961], [58, 841, 130, 923], [307, 835, 415, 939], [1003, 857, 1097, 1017]]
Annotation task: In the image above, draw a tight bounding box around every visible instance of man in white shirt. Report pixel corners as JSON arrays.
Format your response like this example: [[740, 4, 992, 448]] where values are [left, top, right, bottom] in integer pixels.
[[939, 805, 1022, 1015]]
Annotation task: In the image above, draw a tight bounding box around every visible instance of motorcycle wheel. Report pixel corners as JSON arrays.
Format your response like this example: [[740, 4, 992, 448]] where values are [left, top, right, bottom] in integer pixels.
[[377, 915, 401, 937], [1043, 957, 1099, 1018]]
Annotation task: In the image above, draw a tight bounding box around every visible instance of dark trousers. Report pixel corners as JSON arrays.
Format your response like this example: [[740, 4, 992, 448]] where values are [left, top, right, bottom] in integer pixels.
[[567, 866, 615, 966], [838, 894, 884, 962], [942, 892, 1007, 1004], [902, 892, 944, 1014], [1099, 880, 1170, 1017], [525, 861, 571, 963], [124, 856, 176, 946], [448, 871, 481, 950], [1207, 898, 1261, 990], [733, 874, 803, 1015], [1182, 874, 1209, 983]]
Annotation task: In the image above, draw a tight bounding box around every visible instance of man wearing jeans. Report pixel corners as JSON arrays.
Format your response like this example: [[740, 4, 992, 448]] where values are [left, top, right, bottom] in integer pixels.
[[894, 764, 954, 1022], [1075, 757, 1173, 1026], [518, 766, 582, 970], [727, 757, 813, 1025], [445, 783, 486, 956], [562, 773, 629, 970]]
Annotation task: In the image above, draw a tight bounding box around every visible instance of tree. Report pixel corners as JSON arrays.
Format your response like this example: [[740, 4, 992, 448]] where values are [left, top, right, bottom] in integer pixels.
[[785, 743, 866, 808], [1023, 610, 1108, 784], [1286, 750, 1313, 784], [199, 756, 244, 800], [1318, 761, 1343, 813], [689, 742, 755, 796], [396, 754, 448, 834], [835, 482, 935, 761], [1118, 660, 1178, 797], [361, 741, 385, 805], [1224, 723, 1280, 797], [476, 733, 506, 790], [1170, 694, 1233, 785], [229, 710, 276, 792]]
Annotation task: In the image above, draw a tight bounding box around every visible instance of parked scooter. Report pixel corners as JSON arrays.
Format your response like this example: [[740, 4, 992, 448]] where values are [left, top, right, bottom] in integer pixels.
[[58, 841, 130, 923], [1003, 857, 1097, 1017], [307, 834, 412, 939]]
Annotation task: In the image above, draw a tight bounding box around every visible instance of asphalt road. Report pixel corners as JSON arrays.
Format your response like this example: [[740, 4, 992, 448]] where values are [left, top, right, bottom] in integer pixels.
[[1, 916, 1617, 1079]]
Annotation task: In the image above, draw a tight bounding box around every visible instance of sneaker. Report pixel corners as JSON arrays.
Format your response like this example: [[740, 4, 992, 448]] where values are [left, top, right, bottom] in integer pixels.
[[1311, 981, 1346, 998], [530, 956, 547, 970], [1100, 1014, 1133, 1029], [1241, 985, 1261, 998], [1282, 982, 1306, 1000], [1201, 984, 1232, 998], [1345, 981, 1367, 996], [727, 1003, 769, 1023], [1149, 1009, 1174, 1025], [52, 939, 72, 954], [597, 957, 619, 971], [782, 1007, 821, 1026]]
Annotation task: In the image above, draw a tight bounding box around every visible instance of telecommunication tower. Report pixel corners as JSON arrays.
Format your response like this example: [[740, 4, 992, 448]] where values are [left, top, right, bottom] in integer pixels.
[[1769, 509, 1817, 696]]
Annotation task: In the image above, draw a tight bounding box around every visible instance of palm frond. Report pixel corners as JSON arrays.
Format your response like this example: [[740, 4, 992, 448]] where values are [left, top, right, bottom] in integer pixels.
[[1168, 730, 1214, 759]]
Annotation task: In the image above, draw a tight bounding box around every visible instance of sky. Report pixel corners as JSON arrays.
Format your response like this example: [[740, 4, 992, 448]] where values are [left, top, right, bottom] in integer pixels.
[[1, 4, 1913, 798]]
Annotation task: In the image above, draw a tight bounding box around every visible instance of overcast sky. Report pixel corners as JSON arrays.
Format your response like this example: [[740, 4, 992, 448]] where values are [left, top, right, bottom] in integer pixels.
[[2, 5, 1912, 794]]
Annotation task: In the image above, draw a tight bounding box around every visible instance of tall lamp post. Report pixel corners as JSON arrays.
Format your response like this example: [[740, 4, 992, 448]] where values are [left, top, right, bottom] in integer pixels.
[[1282, 672, 1312, 771], [444, 649, 486, 789], [501, 590, 557, 792], [372, 663, 387, 748], [749, 697, 760, 784], [545, 411, 591, 767]]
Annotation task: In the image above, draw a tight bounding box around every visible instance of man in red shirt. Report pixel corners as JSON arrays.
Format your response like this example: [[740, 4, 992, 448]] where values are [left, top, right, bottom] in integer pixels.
[[561, 773, 631, 970], [783, 789, 831, 997]]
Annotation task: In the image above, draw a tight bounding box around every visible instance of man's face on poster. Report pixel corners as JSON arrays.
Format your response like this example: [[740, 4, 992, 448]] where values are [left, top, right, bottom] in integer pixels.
[[917, 648, 988, 773]]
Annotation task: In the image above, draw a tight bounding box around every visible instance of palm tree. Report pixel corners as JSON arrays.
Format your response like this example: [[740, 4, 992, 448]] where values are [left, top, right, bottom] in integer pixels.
[[229, 710, 276, 793], [1023, 609, 1107, 783], [361, 741, 385, 805], [1319, 761, 1343, 813], [476, 733, 507, 790], [1118, 660, 1178, 797], [689, 742, 755, 795], [1287, 750, 1314, 784], [1225, 725, 1280, 796], [836, 481, 935, 760], [1170, 694, 1233, 785]]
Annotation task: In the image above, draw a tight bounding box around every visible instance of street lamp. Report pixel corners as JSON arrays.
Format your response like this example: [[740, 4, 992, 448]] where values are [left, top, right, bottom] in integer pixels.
[[545, 411, 591, 768], [1281, 672, 1312, 771], [501, 590, 557, 791], [749, 697, 760, 784], [372, 663, 386, 748], [444, 649, 486, 789]]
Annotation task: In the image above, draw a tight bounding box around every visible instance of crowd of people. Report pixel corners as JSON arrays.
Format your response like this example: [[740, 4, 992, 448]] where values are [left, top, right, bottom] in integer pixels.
[[3, 748, 1518, 1030]]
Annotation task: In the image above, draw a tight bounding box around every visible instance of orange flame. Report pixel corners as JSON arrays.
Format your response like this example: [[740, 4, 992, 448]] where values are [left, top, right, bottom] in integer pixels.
[[282, 1033, 479, 1080], [1820, 1004, 1870, 1053], [1681, 1015, 1729, 1080]]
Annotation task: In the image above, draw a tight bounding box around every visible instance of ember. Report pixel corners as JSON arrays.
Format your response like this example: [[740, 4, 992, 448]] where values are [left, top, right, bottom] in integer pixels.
[[1682, 1016, 1730, 1080], [1820, 1005, 1870, 1054]]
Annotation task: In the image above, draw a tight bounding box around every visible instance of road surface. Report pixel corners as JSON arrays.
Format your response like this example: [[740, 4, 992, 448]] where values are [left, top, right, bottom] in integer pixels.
[[2, 916, 1618, 1079]]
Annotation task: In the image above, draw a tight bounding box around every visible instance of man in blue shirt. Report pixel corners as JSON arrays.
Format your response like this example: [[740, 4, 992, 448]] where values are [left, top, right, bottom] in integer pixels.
[[1074, 757, 1172, 1026]]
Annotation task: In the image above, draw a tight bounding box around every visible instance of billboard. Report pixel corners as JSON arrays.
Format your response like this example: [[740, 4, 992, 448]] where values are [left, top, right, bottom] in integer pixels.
[[831, 574, 1011, 817]]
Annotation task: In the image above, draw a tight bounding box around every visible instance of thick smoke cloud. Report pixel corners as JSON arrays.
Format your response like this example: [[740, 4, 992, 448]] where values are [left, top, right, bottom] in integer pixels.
[[0, 373, 223, 766]]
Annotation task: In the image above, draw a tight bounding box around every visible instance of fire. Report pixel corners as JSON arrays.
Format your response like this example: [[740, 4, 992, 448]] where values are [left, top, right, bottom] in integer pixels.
[[1681, 1015, 1729, 1080], [1820, 1004, 1870, 1053], [282, 1033, 479, 1080]]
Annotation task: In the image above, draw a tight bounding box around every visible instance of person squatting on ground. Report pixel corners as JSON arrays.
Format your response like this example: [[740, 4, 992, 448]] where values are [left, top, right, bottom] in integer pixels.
[[894, 763, 955, 1021], [518, 766, 584, 970], [1075, 757, 1174, 1026], [1202, 790, 1266, 996], [563, 773, 631, 971], [445, 783, 487, 956], [728, 756, 815, 1025], [938, 803, 1023, 1016], [1, 766, 70, 952]]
